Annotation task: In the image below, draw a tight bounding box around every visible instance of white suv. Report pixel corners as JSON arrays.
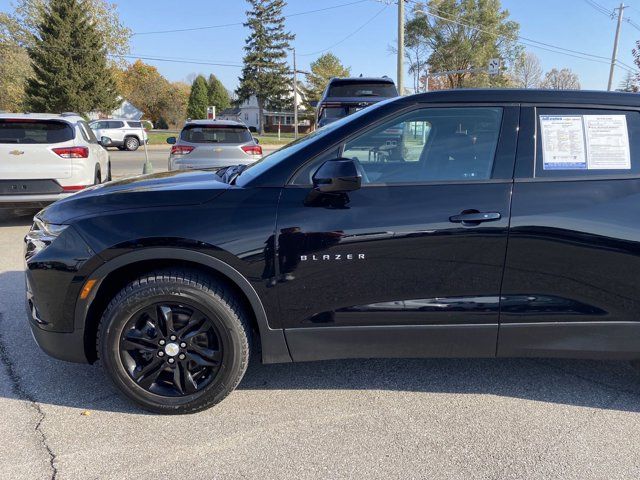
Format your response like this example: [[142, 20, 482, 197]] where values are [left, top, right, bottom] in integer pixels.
[[89, 119, 149, 151], [0, 113, 111, 209]]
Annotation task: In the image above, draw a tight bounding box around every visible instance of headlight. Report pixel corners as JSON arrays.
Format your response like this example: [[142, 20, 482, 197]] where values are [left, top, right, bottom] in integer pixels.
[[24, 217, 69, 259]]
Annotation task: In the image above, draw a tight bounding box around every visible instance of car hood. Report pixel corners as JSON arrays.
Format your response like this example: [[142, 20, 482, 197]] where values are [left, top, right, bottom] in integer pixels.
[[40, 170, 231, 224]]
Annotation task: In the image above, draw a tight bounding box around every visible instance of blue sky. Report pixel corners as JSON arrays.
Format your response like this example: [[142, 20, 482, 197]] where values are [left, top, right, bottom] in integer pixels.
[[2, 0, 640, 92]]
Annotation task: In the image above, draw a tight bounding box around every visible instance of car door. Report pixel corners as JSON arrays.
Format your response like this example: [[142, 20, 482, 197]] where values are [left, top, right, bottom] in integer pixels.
[[79, 121, 108, 178], [499, 105, 640, 359], [275, 104, 520, 361]]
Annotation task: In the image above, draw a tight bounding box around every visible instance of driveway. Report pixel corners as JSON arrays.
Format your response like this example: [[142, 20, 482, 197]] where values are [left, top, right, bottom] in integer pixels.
[[1, 213, 640, 479]]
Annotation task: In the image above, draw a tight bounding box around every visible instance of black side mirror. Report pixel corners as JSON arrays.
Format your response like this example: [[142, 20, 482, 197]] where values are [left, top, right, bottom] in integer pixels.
[[99, 136, 112, 147], [313, 158, 362, 193], [253, 137, 260, 144], [166, 136, 177, 145]]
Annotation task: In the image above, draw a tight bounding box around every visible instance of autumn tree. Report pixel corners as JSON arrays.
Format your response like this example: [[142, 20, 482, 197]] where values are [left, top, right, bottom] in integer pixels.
[[236, 0, 294, 133], [512, 51, 543, 88], [301, 53, 350, 111], [25, 0, 118, 114], [541, 68, 581, 90], [405, 0, 521, 89]]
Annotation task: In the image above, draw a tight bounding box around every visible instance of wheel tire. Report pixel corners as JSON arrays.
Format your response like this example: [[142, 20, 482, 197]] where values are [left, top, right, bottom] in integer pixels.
[[106, 161, 112, 181], [97, 270, 251, 414], [94, 166, 101, 185], [124, 136, 140, 151]]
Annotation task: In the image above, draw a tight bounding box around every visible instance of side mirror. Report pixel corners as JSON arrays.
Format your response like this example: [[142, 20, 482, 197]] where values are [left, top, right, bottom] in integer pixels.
[[99, 136, 112, 147], [253, 137, 260, 144], [313, 158, 362, 193], [166, 136, 177, 145]]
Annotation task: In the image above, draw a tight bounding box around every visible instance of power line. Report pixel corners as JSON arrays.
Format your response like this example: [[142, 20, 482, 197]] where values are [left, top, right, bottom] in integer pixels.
[[131, 0, 371, 36], [580, 0, 615, 16], [298, 4, 388, 56], [401, 0, 638, 74]]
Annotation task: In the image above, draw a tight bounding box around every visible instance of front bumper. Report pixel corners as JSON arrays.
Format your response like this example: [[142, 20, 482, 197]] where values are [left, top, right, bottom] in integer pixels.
[[27, 312, 88, 363]]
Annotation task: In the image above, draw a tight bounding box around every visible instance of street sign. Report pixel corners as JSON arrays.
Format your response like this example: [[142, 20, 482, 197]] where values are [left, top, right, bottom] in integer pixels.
[[488, 58, 501, 76]]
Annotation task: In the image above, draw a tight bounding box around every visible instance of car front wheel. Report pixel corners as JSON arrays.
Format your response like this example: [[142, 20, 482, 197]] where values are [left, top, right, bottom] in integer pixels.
[[124, 136, 140, 151], [97, 270, 251, 414]]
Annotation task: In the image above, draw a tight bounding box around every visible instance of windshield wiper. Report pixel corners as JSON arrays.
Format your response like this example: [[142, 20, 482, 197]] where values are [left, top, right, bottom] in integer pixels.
[[215, 164, 248, 184]]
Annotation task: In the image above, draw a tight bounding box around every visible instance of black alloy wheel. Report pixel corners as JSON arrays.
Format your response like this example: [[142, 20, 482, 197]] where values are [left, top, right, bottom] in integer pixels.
[[98, 270, 251, 414], [120, 302, 223, 397]]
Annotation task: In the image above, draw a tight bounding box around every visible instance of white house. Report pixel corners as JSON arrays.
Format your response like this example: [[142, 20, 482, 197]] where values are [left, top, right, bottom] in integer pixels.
[[88, 98, 144, 121], [219, 93, 310, 133]]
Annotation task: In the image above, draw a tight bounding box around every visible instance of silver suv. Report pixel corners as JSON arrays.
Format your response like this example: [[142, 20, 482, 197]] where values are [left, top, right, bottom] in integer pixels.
[[167, 120, 262, 171], [89, 119, 149, 151]]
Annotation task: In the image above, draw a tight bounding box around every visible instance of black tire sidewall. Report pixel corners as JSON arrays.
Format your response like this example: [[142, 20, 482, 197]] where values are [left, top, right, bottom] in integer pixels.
[[100, 281, 249, 414]]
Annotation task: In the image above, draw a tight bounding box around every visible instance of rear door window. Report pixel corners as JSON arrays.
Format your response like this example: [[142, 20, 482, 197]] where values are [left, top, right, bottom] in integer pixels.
[[0, 120, 75, 144], [535, 108, 640, 177], [180, 125, 252, 144], [108, 121, 125, 129]]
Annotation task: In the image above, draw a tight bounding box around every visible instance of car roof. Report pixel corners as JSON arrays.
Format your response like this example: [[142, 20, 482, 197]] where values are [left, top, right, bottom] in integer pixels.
[[92, 118, 142, 122], [329, 77, 395, 85], [184, 119, 248, 128], [0, 113, 83, 123], [402, 88, 640, 107]]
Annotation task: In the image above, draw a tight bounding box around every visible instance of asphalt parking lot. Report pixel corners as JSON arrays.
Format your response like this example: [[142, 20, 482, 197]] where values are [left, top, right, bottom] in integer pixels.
[[2, 189, 640, 479]]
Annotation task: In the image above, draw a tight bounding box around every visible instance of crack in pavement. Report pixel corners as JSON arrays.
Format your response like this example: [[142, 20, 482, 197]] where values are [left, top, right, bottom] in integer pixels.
[[0, 313, 58, 480]]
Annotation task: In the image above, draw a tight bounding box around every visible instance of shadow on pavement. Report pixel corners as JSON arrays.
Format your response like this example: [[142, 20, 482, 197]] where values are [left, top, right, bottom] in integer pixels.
[[0, 210, 37, 227], [1, 267, 640, 415]]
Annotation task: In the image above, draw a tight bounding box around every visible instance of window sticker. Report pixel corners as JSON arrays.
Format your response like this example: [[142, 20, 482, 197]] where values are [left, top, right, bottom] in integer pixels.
[[583, 115, 631, 170], [540, 116, 587, 170]]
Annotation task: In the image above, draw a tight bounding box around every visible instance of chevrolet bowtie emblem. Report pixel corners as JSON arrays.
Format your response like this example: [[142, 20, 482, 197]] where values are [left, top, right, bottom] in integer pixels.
[[9, 150, 25, 156]]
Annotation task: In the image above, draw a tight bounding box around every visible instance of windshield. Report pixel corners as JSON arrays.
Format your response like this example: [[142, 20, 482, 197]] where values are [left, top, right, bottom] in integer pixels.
[[180, 125, 252, 144], [328, 82, 398, 98], [0, 120, 74, 144], [236, 97, 398, 186]]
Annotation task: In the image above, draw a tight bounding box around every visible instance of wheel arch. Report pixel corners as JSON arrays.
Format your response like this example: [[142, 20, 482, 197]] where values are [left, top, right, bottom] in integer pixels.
[[77, 248, 291, 365]]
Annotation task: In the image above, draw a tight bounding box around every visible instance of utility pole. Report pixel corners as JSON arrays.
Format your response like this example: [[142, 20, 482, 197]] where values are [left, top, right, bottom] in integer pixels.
[[397, 0, 404, 95], [293, 47, 299, 139], [608, 3, 626, 91]]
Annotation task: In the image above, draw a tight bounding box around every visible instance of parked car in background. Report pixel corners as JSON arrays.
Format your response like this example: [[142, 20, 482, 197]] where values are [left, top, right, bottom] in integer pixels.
[[0, 113, 110, 210], [167, 120, 262, 171], [26, 89, 640, 414], [316, 76, 398, 128], [89, 119, 148, 151]]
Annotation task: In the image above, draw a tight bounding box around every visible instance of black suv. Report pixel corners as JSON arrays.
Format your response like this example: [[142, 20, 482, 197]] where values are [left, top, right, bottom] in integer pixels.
[[316, 77, 398, 128], [25, 89, 640, 413]]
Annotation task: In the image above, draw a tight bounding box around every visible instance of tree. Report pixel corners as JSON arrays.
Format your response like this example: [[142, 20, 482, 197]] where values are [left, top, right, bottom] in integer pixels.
[[25, 0, 118, 114], [11, 0, 130, 63], [405, 0, 521, 89], [207, 74, 231, 113], [0, 14, 30, 111], [617, 71, 638, 93], [236, 0, 294, 134], [512, 51, 543, 88], [187, 75, 209, 120], [0, 0, 130, 111], [118, 60, 175, 126], [301, 53, 350, 111], [541, 68, 581, 90]]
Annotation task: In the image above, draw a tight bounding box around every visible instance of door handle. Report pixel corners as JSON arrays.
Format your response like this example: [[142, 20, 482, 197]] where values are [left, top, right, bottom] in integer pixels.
[[449, 210, 501, 225]]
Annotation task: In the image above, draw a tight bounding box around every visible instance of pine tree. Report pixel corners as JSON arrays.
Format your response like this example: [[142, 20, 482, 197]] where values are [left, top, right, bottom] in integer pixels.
[[236, 0, 294, 134], [25, 0, 118, 114], [187, 75, 209, 120], [207, 74, 231, 113]]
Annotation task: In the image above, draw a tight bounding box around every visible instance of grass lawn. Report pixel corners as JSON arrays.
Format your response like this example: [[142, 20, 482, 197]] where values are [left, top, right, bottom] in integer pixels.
[[147, 132, 176, 145]]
